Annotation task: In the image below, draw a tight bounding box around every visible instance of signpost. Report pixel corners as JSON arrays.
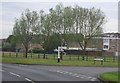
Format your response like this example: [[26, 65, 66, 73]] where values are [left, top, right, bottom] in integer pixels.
[[58, 46, 60, 63], [57, 46, 67, 63]]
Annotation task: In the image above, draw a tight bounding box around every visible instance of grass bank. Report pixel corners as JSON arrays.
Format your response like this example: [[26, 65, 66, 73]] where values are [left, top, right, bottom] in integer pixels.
[[1, 52, 118, 67], [2, 57, 118, 67], [99, 71, 119, 83]]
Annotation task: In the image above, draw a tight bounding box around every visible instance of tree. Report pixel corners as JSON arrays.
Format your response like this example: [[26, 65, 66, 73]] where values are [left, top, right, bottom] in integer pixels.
[[31, 10, 46, 58], [62, 6, 75, 46], [12, 9, 39, 58], [41, 12, 53, 58], [32, 9, 53, 59], [42, 8, 63, 58], [73, 6, 106, 60], [12, 3, 106, 60], [6, 35, 16, 51], [43, 33, 61, 53]]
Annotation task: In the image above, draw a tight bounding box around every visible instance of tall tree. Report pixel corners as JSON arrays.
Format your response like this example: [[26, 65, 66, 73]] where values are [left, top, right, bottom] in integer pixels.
[[32, 10, 46, 48], [73, 6, 106, 60], [62, 6, 75, 45], [13, 9, 39, 58]]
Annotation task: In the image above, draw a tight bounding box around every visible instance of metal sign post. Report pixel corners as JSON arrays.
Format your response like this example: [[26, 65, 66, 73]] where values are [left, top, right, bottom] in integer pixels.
[[58, 46, 60, 63], [57, 46, 67, 63]]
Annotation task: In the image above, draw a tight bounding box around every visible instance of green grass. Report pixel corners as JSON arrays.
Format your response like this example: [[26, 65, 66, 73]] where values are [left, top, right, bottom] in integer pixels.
[[1, 52, 119, 67], [2, 57, 118, 67], [99, 71, 120, 82]]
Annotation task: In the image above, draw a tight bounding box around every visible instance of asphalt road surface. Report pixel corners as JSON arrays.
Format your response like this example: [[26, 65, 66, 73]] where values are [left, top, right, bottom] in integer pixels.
[[1, 63, 118, 82]]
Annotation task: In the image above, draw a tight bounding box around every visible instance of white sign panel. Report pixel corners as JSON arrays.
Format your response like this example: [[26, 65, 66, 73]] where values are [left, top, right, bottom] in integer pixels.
[[103, 38, 109, 50]]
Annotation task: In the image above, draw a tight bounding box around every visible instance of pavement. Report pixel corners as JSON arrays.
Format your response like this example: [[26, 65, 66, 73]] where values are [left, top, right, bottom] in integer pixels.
[[1, 63, 118, 82]]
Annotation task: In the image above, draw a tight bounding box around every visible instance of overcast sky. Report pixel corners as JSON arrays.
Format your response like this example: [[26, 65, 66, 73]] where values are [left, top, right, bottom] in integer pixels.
[[0, 0, 119, 39]]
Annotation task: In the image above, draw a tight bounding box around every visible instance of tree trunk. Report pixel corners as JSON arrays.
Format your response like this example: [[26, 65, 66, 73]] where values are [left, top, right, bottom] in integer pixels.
[[86, 54, 88, 61], [38, 53, 40, 58], [69, 55, 71, 60], [43, 50, 46, 59], [78, 55, 80, 60], [82, 48, 86, 61], [82, 55, 85, 60], [25, 47, 28, 58], [86, 51, 88, 61], [2, 51, 4, 57], [31, 50, 32, 58], [9, 52, 11, 57], [53, 54, 55, 60]]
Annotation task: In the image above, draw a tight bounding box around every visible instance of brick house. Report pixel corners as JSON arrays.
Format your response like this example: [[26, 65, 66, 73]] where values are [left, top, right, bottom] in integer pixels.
[[4, 33, 120, 56], [16, 43, 42, 52], [64, 33, 120, 56], [103, 33, 120, 56]]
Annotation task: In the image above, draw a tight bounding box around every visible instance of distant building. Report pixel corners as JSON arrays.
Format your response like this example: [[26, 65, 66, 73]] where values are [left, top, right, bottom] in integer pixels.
[[103, 33, 120, 56], [0, 39, 2, 51], [16, 43, 42, 52], [62, 33, 120, 56], [0, 38, 7, 51], [3, 33, 120, 56]]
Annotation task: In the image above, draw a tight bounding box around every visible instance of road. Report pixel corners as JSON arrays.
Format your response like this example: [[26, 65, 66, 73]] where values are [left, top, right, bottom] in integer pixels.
[[1, 63, 118, 82]]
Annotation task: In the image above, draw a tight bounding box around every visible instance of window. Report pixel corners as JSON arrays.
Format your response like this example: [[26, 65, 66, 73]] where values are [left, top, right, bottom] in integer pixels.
[[103, 38, 109, 50], [112, 45, 115, 48], [104, 45, 108, 49], [103, 39, 109, 43]]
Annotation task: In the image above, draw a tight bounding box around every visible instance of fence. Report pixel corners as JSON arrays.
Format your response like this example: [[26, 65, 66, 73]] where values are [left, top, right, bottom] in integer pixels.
[[2, 51, 118, 62]]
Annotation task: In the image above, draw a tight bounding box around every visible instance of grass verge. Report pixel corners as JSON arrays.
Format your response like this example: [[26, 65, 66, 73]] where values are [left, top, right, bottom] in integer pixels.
[[99, 71, 120, 83], [2, 57, 118, 67], [1, 52, 118, 67]]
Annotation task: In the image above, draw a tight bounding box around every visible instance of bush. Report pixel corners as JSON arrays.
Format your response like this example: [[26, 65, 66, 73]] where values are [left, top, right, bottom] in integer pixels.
[[32, 48, 44, 53]]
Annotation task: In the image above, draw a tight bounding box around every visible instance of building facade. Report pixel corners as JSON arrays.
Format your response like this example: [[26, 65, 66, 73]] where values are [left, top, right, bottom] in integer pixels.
[[103, 33, 120, 56]]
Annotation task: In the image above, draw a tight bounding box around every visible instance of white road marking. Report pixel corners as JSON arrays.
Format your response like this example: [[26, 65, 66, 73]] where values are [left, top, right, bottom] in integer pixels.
[[49, 70, 97, 81], [65, 71, 69, 73], [63, 72, 69, 74], [80, 75, 86, 77], [0, 70, 5, 72], [57, 70, 60, 72], [49, 69, 56, 72], [68, 72, 73, 75], [91, 78, 97, 81], [83, 75, 89, 78], [9, 72, 21, 77], [76, 75, 80, 77], [87, 77, 92, 79], [19, 65, 27, 67], [80, 77, 85, 79], [25, 78, 35, 83], [59, 71, 64, 73]]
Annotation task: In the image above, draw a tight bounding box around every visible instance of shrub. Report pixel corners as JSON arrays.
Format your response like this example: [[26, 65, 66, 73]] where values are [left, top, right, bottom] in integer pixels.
[[32, 48, 44, 53]]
